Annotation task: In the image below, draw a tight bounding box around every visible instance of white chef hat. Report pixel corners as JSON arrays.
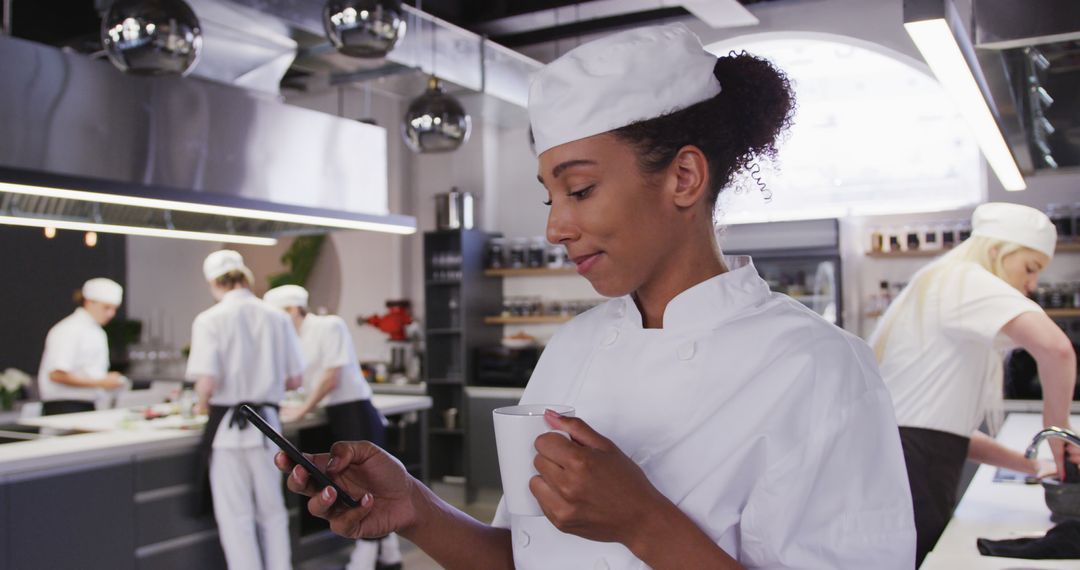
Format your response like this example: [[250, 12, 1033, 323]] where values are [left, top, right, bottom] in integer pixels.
[[264, 285, 309, 310], [528, 23, 721, 156], [82, 278, 123, 305], [202, 249, 254, 282], [971, 202, 1057, 258]]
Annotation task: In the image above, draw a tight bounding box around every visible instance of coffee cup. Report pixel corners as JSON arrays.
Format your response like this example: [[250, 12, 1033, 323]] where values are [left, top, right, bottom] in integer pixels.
[[493, 404, 575, 516]]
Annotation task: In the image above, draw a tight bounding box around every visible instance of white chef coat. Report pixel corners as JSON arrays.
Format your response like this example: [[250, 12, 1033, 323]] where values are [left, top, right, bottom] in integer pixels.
[[874, 261, 1043, 437], [37, 308, 109, 403], [299, 314, 372, 406], [186, 289, 304, 449], [492, 256, 915, 569]]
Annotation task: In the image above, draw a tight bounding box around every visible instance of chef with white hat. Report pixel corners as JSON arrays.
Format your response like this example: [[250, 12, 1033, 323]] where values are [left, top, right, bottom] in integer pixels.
[[264, 284, 403, 570], [277, 23, 916, 570], [187, 249, 304, 570], [871, 202, 1078, 565], [38, 277, 127, 415]]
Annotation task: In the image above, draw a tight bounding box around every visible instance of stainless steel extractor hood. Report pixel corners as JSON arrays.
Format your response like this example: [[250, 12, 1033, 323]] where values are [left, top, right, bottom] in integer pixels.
[[905, 0, 1080, 189], [0, 33, 415, 244]]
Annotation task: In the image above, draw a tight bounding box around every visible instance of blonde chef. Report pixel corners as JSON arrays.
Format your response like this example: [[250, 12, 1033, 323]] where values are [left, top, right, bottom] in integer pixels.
[[264, 284, 402, 570], [187, 250, 304, 570], [871, 202, 1078, 565], [276, 24, 916, 569], [38, 278, 126, 415]]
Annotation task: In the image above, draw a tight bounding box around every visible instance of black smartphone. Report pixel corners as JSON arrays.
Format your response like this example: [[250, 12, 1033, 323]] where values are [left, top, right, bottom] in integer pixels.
[[239, 404, 359, 508]]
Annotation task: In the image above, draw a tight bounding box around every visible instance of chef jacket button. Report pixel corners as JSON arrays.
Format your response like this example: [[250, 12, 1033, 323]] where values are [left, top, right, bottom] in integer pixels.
[[677, 341, 696, 360], [594, 559, 610, 570], [602, 329, 619, 346], [518, 529, 531, 548]]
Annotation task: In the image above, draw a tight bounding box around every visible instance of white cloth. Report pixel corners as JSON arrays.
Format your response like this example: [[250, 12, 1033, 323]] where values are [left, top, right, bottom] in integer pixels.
[[528, 23, 721, 155], [82, 278, 123, 305], [875, 262, 1043, 437], [492, 256, 915, 569], [210, 444, 292, 570], [298, 314, 372, 406], [346, 535, 402, 570], [186, 289, 304, 449], [203, 249, 254, 282], [264, 285, 309, 311], [971, 202, 1057, 258], [37, 308, 109, 403]]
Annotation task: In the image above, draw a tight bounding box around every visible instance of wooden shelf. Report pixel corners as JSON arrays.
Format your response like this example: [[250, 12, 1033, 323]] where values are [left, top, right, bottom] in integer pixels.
[[1058, 241, 1080, 253], [1046, 308, 1080, 318], [864, 311, 884, 318], [484, 267, 578, 277], [865, 249, 949, 259], [484, 315, 574, 325]]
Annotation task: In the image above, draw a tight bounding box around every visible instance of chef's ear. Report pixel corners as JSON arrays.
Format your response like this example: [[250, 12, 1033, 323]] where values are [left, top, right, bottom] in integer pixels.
[[669, 145, 709, 209]]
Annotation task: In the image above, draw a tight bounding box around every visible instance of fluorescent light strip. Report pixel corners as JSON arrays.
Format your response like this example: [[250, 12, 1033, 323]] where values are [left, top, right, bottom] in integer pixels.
[[904, 19, 1026, 191], [0, 215, 278, 246], [0, 182, 417, 235]]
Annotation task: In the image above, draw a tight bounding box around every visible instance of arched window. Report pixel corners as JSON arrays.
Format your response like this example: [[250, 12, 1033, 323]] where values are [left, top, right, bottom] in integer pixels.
[[705, 33, 983, 223]]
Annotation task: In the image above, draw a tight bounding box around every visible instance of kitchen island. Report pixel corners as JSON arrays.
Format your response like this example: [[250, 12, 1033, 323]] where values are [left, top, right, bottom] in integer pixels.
[[0, 394, 431, 570], [922, 412, 1080, 569]]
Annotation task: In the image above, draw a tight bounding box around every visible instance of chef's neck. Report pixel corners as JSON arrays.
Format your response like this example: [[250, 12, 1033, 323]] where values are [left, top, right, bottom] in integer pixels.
[[285, 306, 307, 332], [632, 227, 727, 329], [210, 282, 249, 302]]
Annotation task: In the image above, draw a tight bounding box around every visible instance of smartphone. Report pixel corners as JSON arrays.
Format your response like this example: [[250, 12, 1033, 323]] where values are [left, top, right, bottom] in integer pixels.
[[239, 404, 359, 508]]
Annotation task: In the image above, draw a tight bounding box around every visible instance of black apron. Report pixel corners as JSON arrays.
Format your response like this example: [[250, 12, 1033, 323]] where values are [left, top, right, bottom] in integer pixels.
[[42, 400, 96, 415], [192, 402, 278, 516], [899, 426, 971, 567], [325, 399, 386, 448]]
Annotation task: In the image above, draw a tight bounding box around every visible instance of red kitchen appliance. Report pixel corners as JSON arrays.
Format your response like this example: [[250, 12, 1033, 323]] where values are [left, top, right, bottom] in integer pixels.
[[361, 300, 413, 341]]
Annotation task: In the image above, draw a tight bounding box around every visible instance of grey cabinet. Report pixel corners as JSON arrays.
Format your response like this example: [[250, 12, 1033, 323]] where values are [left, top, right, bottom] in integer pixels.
[[465, 387, 524, 501], [7, 460, 137, 570]]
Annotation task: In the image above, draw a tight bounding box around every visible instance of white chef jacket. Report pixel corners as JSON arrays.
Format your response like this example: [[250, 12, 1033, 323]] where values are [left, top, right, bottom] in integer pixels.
[[37, 308, 109, 403], [874, 262, 1043, 437], [298, 314, 372, 406], [492, 256, 915, 569], [186, 289, 304, 449]]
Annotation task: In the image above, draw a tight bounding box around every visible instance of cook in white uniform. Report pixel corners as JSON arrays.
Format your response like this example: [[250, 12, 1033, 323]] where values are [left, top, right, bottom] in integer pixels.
[[870, 202, 1078, 565], [38, 278, 126, 415], [276, 23, 915, 569], [187, 250, 304, 570], [264, 285, 402, 570]]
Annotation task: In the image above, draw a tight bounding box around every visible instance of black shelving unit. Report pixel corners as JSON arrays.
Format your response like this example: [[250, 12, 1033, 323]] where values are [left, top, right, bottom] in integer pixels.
[[423, 229, 503, 482]]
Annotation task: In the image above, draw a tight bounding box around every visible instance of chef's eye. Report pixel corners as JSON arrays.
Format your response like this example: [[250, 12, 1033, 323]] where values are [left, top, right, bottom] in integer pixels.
[[542, 197, 552, 206], [568, 185, 594, 201]]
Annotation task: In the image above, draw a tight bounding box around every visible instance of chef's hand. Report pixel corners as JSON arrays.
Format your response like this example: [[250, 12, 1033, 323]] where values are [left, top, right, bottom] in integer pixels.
[[99, 372, 125, 390], [1049, 439, 1080, 480], [531, 409, 669, 545], [280, 406, 307, 423], [275, 441, 419, 540]]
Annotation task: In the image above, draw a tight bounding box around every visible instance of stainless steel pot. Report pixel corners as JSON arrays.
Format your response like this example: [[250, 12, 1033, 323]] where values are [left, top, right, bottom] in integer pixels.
[[435, 188, 474, 230]]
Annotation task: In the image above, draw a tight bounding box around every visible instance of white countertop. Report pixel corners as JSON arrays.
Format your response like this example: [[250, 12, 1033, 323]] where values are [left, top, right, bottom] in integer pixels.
[[0, 394, 431, 477], [922, 413, 1080, 569]]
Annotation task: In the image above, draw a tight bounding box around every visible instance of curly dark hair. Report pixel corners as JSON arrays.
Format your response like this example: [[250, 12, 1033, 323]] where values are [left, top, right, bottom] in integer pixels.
[[611, 51, 795, 205]]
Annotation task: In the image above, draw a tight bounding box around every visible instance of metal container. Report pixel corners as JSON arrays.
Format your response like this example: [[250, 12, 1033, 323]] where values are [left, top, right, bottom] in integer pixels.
[[435, 188, 474, 230]]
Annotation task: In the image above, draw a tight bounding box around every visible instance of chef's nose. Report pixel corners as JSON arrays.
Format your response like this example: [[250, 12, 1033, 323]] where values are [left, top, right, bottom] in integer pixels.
[[546, 204, 578, 245]]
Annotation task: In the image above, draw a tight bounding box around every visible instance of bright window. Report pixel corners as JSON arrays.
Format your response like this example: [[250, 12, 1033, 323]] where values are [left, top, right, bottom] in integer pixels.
[[704, 34, 984, 224]]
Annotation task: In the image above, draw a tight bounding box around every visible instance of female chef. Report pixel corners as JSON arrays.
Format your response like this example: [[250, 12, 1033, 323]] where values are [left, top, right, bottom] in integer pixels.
[[276, 24, 916, 569], [264, 284, 402, 570], [870, 202, 1078, 566], [38, 277, 126, 415], [187, 250, 304, 570]]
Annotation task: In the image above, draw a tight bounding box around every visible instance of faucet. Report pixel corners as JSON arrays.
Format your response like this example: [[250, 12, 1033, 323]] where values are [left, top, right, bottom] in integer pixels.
[[1025, 426, 1080, 483]]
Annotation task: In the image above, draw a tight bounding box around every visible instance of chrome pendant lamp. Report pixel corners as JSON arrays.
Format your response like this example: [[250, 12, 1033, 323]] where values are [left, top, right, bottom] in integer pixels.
[[324, 0, 407, 58], [401, 10, 471, 153], [101, 0, 202, 76]]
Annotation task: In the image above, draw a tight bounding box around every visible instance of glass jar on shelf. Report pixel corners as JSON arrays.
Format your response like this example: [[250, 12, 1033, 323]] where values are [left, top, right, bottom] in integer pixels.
[[869, 227, 884, 253], [1048, 203, 1075, 240], [941, 222, 958, 249], [509, 238, 527, 269], [887, 229, 903, 253], [920, 224, 941, 250], [904, 225, 920, 251], [958, 220, 972, 242], [486, 238, 506, 269], [546, 244, 568, 268], [528, 237, 546, 268]]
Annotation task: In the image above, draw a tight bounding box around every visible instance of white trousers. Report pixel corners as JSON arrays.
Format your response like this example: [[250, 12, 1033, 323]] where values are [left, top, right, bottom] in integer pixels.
[[347, 533, 402, 570], [210, 446, 292, 570]]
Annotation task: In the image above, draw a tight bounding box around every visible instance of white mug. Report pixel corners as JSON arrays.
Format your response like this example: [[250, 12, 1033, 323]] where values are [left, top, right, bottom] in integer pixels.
[[493, 404, 575, 517]]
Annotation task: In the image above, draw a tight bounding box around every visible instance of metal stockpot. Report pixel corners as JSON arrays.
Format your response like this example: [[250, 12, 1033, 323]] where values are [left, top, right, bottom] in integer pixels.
[[435, 188, 474, 230]]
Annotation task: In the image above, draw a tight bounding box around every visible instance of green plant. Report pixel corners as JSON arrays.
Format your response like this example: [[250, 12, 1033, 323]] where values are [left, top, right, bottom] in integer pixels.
[[268, 235, 327, 289]]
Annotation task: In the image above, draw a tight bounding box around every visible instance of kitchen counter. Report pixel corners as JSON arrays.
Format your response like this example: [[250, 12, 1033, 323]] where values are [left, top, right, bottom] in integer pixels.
[[0, 394, 431, 476], [922, 412, 1080, 569]]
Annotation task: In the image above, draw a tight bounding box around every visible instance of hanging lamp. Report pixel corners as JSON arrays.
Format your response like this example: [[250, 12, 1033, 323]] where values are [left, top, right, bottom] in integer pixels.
[[324, 0, 407, 58], [101, 0, 202, 76]]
